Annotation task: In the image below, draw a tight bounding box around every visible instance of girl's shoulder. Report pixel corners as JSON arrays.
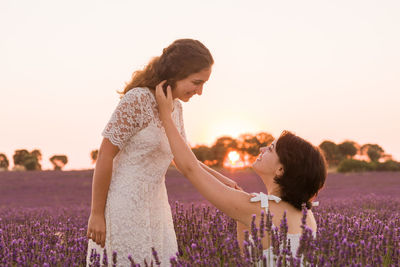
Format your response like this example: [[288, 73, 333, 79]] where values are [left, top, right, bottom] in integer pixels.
[[122, 87, 155, 106], [124, 87, 153, 98]]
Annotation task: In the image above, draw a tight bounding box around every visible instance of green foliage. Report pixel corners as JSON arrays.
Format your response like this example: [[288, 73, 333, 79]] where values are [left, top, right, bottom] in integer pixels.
[[319, 141, 344, 166], [376, 160, 400, 171], [255, 132, 274, 147], [50, 155, 68, 171], [338, 159, 400, 173], [13, 149, 30, 165], [337, 159, 373, 173], [191, 146, 212, 163], [210, 136, 238, 167], [24, 157, 39, 171], [90, 150, 98, 164], [338, 141, 357, 158], [0, 153, 9, 170], [369, 147, 384, 162], [361, 144, 384, 162], [238, 132, 274, 156], [12, 149, 42, 171], [189, 132, 274, 167]]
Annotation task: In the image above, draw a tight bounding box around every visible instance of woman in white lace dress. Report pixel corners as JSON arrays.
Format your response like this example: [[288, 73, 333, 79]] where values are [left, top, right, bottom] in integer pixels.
[[85, 39, 240, 266], [155, 86, 328, 266]]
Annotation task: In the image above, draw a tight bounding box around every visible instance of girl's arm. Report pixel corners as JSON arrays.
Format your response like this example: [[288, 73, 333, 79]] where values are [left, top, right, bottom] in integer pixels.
[[88, 88, 149, 248], [87, 138, 119, 248], [156, 84, 253, 226]]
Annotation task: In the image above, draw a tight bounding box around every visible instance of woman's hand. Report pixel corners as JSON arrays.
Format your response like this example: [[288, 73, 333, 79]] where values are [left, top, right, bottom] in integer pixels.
[[155, 80, 174, 121], [87, 213, 106, 248], [222, 179, 244, 191]]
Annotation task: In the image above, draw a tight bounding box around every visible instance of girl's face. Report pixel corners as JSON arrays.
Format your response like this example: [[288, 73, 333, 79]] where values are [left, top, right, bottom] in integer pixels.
[[172, 68, 212, 102], [252, 140, 283, 177]]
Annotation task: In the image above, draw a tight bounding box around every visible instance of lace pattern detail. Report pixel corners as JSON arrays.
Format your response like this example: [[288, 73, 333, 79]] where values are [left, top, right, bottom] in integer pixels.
[[102, 89, 154, 149], [87, 87, 186, 266]]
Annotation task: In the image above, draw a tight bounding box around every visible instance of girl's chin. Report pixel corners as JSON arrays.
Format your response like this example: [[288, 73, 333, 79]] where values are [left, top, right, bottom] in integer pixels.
[[179, 96, 191, 102]]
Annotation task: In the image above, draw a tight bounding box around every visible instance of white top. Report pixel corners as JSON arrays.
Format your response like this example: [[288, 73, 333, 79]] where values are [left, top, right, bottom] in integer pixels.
[[249, 192, 317, 266]]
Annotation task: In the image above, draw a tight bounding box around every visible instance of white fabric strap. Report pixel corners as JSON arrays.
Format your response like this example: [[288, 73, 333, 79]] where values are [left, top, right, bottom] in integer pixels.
[[250, 192, 281, 211], [250, 192, 320, 208]]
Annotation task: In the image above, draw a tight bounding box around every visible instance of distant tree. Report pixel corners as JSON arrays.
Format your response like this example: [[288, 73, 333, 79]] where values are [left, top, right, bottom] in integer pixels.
[[337, 159, 373, 173], [210, 136, 238, 167], [13, 149, 30, 165], [381, 154, 393, 162], [0, 153, 9, 171], [255, 132, 274, 147], [91, 149, 99, 164], [361, 144, 384, 162], [376, 160, 400, 171], [192, 146, 212, 163], [13, 149, 40, 171], [12, 165, 26, 171], [238, 132, 274, 156], [50, 155, 68, 170], [338, 141, 357, 159], [319, 141, 343, 166], [238, 134, 259, 156], [31, 149, 42, 170]]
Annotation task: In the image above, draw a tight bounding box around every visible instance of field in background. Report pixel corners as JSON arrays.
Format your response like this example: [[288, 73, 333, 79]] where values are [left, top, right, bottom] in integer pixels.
[[1, 170, 399, 265], [1, 169, 399, 209]]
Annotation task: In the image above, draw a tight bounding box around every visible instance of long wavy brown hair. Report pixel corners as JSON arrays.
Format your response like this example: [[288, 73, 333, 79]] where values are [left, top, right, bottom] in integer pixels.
[[119, 39, 214, 96]]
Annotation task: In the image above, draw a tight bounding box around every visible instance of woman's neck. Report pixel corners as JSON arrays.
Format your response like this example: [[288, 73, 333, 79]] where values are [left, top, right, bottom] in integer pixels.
[[261, 175, 281, 197]]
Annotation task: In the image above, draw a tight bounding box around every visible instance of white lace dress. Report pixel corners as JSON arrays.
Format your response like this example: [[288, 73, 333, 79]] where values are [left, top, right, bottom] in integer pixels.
[[86, 87, 186, 266]]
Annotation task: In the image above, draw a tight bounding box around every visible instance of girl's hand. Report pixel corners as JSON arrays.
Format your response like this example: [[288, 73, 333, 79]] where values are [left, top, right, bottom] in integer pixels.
[[87, 213, 106, 248], [155, 80, 174, 121]]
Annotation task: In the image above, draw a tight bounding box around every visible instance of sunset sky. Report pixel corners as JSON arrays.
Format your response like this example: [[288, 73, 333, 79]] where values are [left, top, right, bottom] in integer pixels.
[[1, 0, 399, 170]]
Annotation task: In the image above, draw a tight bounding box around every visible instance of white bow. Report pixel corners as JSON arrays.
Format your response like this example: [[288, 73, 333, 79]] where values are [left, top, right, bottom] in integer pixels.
[[250, 192, 320, 208], [312, 201, 319, 207], [250, 192, 281, 210]]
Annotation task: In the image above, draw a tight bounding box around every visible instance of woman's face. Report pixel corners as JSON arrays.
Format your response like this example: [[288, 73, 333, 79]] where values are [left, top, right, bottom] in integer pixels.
[[172, 68, 212, 102], [252, 140, 283, 177]]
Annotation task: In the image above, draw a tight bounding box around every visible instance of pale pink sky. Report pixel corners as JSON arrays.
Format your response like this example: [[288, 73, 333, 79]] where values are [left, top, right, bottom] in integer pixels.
[[1, 0, 399, 170]]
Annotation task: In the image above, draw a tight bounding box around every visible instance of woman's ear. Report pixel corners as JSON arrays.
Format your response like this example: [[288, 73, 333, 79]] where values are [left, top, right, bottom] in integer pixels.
[[275, 164, 284, 177]]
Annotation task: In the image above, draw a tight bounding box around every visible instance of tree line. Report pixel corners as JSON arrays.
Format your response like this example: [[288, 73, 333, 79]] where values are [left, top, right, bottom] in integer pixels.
[[319, 140, 400, 172], [0, 150, 68, 171], [1, 132, 399, 172]]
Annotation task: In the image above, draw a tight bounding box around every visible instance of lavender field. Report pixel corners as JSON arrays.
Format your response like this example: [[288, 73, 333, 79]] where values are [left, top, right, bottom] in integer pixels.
[[0, 169, 399, 266]]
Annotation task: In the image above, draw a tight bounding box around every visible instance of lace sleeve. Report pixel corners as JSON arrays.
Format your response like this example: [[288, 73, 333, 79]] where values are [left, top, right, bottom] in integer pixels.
[[102, 89, 152, 149], [176, 101, 188, 143]]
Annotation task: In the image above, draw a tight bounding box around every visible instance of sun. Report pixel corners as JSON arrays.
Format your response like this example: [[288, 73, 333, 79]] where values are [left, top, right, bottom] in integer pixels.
[[223, 150, 253, 169], [228, 151, 240, 163]]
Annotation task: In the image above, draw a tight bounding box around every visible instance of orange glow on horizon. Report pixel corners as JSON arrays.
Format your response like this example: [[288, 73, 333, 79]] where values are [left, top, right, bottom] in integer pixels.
[[223, 150, 253, 169]]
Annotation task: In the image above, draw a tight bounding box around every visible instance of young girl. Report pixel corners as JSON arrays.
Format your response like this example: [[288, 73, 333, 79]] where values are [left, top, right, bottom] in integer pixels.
[[86, 39, 239, 266], [155, 85, 327, 266]]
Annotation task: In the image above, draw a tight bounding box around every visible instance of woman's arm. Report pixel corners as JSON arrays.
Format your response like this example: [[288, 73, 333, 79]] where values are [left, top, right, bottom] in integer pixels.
[[174, 159, 242, 190], [199, 161, 243, 190], [87, 138, 119, 248], [156, 84, 253, 226]]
